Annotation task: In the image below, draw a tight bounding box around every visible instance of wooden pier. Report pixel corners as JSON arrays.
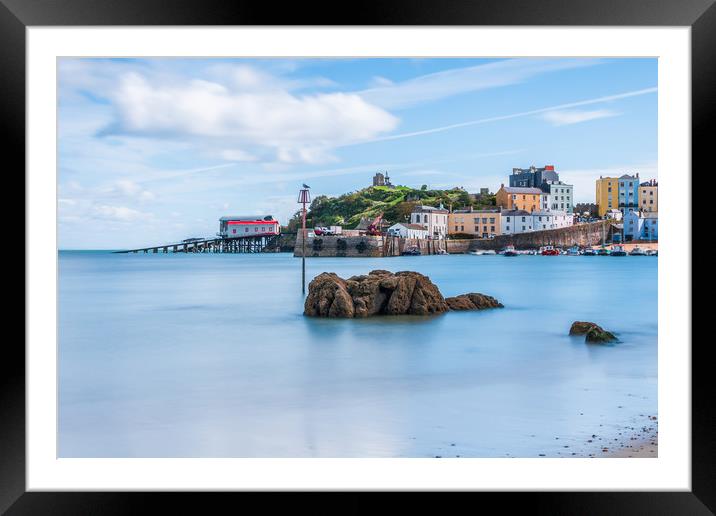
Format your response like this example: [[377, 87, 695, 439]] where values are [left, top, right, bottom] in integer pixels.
[[113, 235, 280, 254]]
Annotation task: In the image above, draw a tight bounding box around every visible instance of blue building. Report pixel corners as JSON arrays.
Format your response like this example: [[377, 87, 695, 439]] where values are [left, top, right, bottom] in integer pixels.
[[623, 210, 658, 241], [618, 174, 640, 217]]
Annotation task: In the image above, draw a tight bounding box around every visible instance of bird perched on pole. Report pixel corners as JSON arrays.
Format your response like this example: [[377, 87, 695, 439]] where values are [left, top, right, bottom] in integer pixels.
[[302, 184, 311, 189]]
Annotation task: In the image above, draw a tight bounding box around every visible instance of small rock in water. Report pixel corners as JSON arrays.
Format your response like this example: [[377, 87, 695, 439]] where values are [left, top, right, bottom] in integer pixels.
[[569, 321, 617, 343]]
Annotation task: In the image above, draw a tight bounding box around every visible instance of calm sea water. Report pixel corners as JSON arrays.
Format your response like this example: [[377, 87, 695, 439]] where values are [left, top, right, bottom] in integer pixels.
[[59, 251, 657, 458]]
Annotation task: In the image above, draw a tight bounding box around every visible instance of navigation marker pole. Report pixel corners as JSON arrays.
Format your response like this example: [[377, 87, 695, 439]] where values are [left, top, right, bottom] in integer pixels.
[[298, 185, 311, 294]]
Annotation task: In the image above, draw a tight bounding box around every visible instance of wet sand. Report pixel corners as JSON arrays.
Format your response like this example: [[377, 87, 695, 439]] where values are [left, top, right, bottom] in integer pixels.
[[607, 440, 658, 457], [588, 242, 658, 252], [583, 414, 658, 458]]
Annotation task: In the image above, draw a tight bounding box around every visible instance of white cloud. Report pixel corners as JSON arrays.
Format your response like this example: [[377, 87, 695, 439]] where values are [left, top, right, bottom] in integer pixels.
[[276, 146, 338, 165], [343, 87, 656, 147], [359, 58, 603, 109], [540, 109, 619, 126], [371, 76, 394, 87], [105, 71, 398, 164], [220, 149, 258, 162], [92, 204, 152, 222], [106, 180, 156, 201]]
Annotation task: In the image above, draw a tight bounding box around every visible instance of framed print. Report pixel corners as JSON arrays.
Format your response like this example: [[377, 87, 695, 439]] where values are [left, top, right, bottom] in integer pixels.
[[5, 0, 711, 513]]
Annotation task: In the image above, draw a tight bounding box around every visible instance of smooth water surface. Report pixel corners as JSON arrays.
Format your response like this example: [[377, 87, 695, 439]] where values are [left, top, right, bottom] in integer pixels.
[[59, 251, 657, 457]]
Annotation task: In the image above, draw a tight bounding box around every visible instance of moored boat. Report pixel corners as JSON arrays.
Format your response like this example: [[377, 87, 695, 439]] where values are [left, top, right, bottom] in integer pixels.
[[597, 246, 610, 256], [539, 245, 560, 256], [503, 245, 518, 256], [401, 245, 421, 256], [645, 249, 658, 256], [610, 244, 627, 256], [629, 246, 646, 256], [567, 245, 580, 255], [583, 248, 597, 256], [482, 250, 497, 255]]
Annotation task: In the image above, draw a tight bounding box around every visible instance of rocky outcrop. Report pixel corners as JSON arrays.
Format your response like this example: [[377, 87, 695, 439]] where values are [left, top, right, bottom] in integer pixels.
[[569, 321, 598, 335], [304, 270, 501, 318], [445, 293, 504, 311], [569, 321, 617, 343], [585, 326, 618, 343], [303, 272, 355, 318]]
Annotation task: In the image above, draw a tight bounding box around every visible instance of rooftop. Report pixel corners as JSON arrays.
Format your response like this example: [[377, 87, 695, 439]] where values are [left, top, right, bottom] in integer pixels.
[[501, 209, 532, 216], [412, 205, 448, 213], [452, 208, 500, 214], [220, 215, 274, 221], [500, 186, 544, 194], [531, 210, 568, 216]]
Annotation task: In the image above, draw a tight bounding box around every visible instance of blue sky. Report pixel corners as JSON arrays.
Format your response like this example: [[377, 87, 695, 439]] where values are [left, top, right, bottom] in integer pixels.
[[58, 57, 657, 249]]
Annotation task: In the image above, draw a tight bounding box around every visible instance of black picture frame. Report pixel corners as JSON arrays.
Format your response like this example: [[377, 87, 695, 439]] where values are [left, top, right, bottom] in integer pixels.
[[3, 0, 709, 513]]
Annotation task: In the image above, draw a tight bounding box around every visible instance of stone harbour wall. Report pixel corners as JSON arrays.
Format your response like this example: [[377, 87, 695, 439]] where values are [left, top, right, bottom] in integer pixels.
[[294, 235, 450, 257], [292, 221, 616, 257], [294, 235, 385, 257], [468, 220, 616, 251]]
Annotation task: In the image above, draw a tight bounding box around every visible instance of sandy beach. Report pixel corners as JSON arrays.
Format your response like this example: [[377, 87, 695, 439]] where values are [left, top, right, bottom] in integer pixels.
[[587, 242, 659, 252], [588, 414, 658, 458], [607, 440, 658, 457]]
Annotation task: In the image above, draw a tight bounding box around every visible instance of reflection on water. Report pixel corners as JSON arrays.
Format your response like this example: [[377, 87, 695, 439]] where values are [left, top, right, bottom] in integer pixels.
[[59, 252, 657, 457]]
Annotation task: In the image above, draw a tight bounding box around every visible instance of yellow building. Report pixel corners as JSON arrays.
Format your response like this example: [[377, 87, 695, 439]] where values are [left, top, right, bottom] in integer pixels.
[[640, 179, 658, 213], [448, 209, 501, 238], [495, 185, 543, 213], [595, 176, 619, 217]]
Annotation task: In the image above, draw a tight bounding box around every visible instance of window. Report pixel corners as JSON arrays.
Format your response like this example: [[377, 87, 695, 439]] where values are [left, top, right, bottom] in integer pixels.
[[491, 226, 495, 232], [255, 227, 259, 232], [522, 225, 526, 231], [474, 218, 479, 224], [490, 217, 495, 223], [482, 217, 488, 223], [521, 216, 526, 222], [232, 229, 237, 234], [245, 227, 249, 232], [424, 215, 428, 223], [506, 225, 510, 230]]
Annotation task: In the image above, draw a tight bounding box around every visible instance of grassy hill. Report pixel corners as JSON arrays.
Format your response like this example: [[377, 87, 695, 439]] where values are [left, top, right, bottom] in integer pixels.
[[285, 185, 496, 231]]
